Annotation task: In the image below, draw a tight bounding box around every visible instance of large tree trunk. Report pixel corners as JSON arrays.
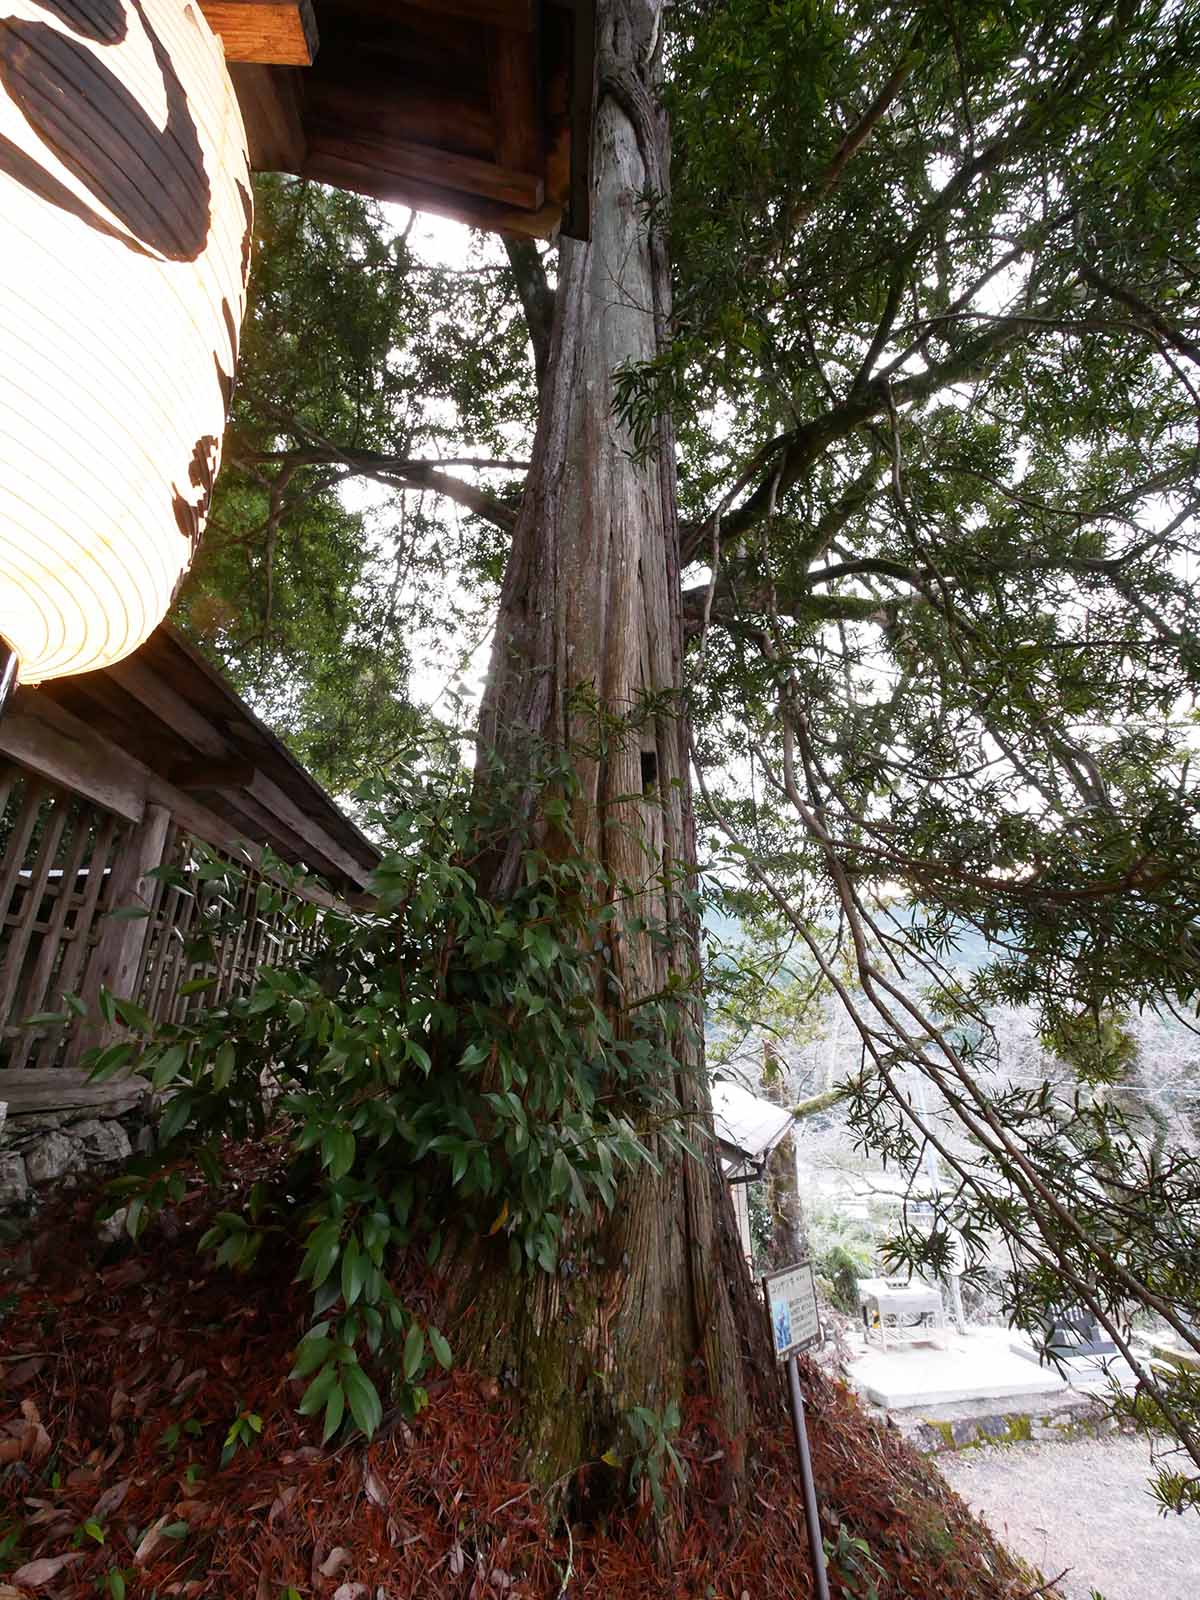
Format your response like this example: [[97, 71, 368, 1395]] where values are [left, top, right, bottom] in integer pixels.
[[458, 0, 767, 1500], [763, 1044, 807, 1269]]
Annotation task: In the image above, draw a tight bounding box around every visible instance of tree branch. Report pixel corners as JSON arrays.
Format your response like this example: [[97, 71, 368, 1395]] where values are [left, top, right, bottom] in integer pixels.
[[235, 440, 520, 533], [1079, 263, 1200, 366], [783, 43, 921, 237], [504, 237, 556, 389], [698, 314, 1027, 550]]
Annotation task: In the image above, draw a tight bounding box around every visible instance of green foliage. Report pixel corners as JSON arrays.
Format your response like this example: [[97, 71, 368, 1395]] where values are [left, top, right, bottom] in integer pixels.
[[158, 1418, 204, 1457], [1042, 1012, 1137, 1088], [818, 1242, 872, 1317], [746, 1180, 773, 1270], [176, 176, 535, 791], [88, 741, 694, 1442], [162, 0, 1200, 1509], [621, 1400, 688, 1520], [219, 1406, 264, 1469], [0, 1521, 24, 1572], [824, 1525, 885, 1600]]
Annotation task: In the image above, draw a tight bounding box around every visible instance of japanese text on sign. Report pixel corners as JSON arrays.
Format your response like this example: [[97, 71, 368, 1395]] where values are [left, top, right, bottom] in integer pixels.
[[763, 1260, 822, 1361]]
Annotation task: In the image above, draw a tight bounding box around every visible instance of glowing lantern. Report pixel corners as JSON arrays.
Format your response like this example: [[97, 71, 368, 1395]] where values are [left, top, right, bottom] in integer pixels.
[[0, 0, 252, 696]]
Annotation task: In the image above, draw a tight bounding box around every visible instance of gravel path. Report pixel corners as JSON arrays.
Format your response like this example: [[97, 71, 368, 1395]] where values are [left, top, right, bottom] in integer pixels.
[[937, 1435, 1200, 1600]]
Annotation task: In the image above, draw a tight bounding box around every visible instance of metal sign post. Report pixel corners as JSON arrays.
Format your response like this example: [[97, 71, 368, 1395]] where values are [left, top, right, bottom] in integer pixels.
[[763, 1260, 830, 1600]]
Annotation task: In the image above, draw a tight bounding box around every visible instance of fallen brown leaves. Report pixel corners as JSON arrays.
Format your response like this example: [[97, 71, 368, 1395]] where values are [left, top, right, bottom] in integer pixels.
[[0, 1148, 1041, 1599]]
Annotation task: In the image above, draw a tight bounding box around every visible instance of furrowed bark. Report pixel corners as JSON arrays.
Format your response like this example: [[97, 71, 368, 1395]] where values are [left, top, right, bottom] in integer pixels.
[[455, 0, 768, 1507]]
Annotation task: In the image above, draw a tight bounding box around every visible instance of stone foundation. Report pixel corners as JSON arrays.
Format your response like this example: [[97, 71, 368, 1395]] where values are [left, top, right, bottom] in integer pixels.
[[0, 1099, 148, 1213]]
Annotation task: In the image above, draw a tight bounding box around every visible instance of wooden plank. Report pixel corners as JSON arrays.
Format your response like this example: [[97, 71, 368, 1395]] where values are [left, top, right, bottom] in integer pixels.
[[0, 780, 47, 931], [199, 0, 318, 66], [8, 814, 93, 1070], [229, 62, 307, 171], [155, 886, 195, 1028], [65, 806, 171, 1066], [0, 794, 68, 1026], [105, 655, 230, 759], [0, 690, 145, 825], [188, 784, 328, 878], [303, 148, 560, 238], [47, 671, 198, 780], [128, 826, 175, 1009], [0, 1068, 144, 1116], [144, 785, 349, 912], [104, 806, 173, 1009], [53, 813, 123, 1005], [307, 132, 544, 210], [169, 759, 258, 791], [304, 75, 494, 162], [137, 865, 190, 1026], [242, 771, 368, 886], [15, 682, 369, 897], [400, 0, 535, 28], [144, 628, 380, 881], [490, 27, 542, 175]]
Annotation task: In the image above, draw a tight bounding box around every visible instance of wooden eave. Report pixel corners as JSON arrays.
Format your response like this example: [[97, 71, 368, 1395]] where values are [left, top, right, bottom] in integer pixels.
[[202, 0, 596, 240], [25, 627, 380, 896]]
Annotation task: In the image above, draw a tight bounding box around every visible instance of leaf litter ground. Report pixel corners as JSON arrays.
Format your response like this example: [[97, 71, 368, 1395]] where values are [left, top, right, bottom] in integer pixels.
[[1, 1144, 1051, 1599]]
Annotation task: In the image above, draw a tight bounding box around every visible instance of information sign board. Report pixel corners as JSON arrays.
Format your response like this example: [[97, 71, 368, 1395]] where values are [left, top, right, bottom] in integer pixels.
[[763, 1259, 822, 1361]]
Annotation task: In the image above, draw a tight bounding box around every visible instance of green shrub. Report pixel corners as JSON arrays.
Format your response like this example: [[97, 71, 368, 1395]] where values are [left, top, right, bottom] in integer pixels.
[[86, 741, 698, 1443], [819, 1242, 873, 1315]]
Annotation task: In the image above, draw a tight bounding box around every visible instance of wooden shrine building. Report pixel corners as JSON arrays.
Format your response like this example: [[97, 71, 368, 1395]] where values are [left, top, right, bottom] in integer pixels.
[[0, 627, 379, 1125], [200, 0, 596, 239]]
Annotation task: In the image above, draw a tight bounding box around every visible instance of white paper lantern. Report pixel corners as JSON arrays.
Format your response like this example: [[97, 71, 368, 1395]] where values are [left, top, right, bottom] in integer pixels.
[[0, 0, 251, 688]]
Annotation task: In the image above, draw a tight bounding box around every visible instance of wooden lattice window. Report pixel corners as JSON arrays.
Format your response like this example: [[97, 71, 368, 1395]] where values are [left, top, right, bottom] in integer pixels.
[[132, 828, 326, 1029], [0, 767, 132, 1072], [1, 770, 329, 1089]]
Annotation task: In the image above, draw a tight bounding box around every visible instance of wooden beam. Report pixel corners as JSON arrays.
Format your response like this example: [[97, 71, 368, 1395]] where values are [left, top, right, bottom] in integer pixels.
[[104, 656, 230, 761], [2, 688, 366, 896], [304, 77, 495, 163], [490, 28, 542, 176], [200, 0, 318, 66], [303, 146, 562, 237], [307, 133, 544, 211], [0, 1068, 145, 1117], [229, 62, 307, 172], [0, 689, 145, 824], [400, 0, 535, 28], [168, 759, 258, 792], [243, 770, 375, 889]]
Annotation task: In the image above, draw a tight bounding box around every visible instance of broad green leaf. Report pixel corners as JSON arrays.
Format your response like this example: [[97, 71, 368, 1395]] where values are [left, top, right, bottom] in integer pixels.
[[88, 1042, 136, 1083], [340, 1237, 366, 1307], [289, 1334, 334, 1380], [298, 1363, 338, 1416], [212, 1042, 236, 1090], [322, 1380, 346, 1442], [325, 1127, 356, 1182], [157, 1092, 193, 1145], [151, 1045, 188, 1091], [402, 1322, 425, 1381], [428, 1326, 452, 1370], [341, 1363, 383, 1438]]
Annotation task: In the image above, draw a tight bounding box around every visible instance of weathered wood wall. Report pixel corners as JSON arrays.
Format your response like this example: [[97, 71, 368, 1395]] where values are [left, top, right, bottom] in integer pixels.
[[0, 765, 324, 1118], [0, 631, 376, 1130]]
